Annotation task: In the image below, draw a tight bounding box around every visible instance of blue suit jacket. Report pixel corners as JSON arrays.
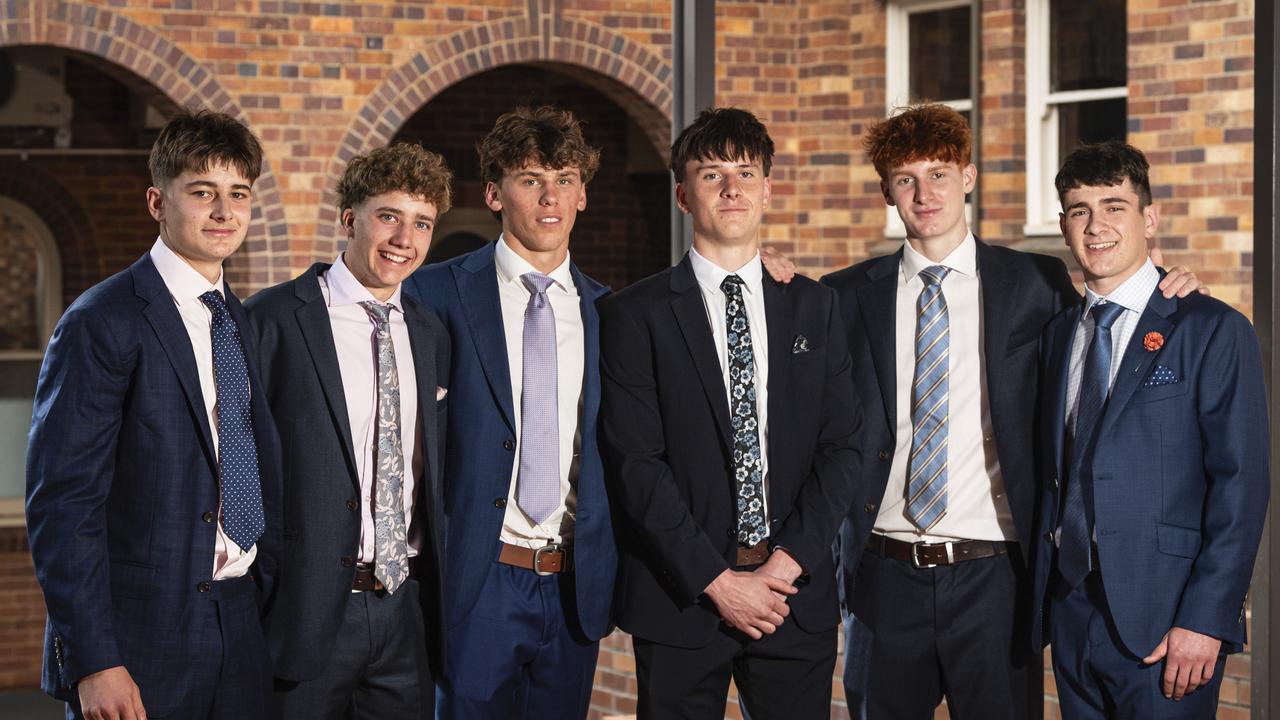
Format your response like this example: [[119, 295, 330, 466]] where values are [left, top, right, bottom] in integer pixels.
[[403, 241, 616, 641], [25, 253, 282, 715], [1032, 287, 1269, 656]]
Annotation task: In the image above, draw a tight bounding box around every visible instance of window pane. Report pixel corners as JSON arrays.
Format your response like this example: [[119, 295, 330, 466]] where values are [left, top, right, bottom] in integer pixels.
[[908, 6, 971, 104], [0, 210, 39, 352], [1058, 98, 1127, 159], [1050, 0, 1126, 91]]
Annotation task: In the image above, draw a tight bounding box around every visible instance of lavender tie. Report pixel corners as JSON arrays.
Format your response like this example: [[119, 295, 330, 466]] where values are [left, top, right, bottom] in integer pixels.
[[359, 301, 408, 594], [518, 272, 559, 525]]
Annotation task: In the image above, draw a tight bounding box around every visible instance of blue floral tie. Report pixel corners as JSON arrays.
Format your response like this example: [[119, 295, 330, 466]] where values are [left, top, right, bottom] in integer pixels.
[[198, 290, 265, 552], [722, 275, 767, 547], [359, 301, 409, 594]]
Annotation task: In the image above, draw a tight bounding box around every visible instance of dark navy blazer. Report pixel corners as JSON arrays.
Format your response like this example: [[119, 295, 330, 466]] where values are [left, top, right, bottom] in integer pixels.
[[25, 253, 282, 716], [403, 241, 616, 641], [244, 263, 450, 681], [1031, 287, 1269, 656]]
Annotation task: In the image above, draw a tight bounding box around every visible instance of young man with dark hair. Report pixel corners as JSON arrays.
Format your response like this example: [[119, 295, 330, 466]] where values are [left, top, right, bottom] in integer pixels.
[[245, 142, 453, 719], [27, 110, 282, 720], [823, 104, 1202, 718], [599, 107, 863, 719], [404, 106, 614, 719], [1031, 141, 1267, 717]]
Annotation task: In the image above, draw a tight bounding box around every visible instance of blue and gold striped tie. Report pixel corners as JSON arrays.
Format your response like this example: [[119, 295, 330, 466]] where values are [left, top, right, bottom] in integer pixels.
[[907, 265, 952, 533]]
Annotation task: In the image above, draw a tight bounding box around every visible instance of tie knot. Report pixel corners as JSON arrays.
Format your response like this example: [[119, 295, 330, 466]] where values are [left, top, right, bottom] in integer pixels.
[[919, 266, 950, 287], [720, 274, 745, 296], [359, 301, 392, 326], [1090, 301, 1125, 330], [198, 290, 228, 316], [521, 272, 555, 296]]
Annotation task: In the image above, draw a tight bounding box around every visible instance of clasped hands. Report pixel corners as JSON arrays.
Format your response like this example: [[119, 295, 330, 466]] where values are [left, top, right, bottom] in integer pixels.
[[703, 550, 803, 639]]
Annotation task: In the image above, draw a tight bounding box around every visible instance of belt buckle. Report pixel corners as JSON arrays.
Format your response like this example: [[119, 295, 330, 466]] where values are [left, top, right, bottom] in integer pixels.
[[911, 541, 954, 569], [532, 542, 562, 576]]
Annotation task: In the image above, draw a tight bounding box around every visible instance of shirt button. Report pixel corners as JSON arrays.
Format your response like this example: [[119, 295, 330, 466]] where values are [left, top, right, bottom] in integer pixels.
[[494, 498, 507, 509], [503, 439, 515, 451], [201, 511, 214, 523], [346, 499, 359, 511], [197, 581, 211, 593]]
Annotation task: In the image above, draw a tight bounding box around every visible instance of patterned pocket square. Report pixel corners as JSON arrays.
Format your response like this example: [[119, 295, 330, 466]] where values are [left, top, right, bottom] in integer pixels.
[[792, 335, 810, 354], [1143, 365, 1179, 387]]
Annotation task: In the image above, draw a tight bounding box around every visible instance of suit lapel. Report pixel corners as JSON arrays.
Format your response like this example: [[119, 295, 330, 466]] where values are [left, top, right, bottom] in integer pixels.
[[572, 263, 606, 441], [763, 273, 792, 433], [857, 251, 901, 433], [133, 255, 217, 471], [1099, 289, 1176, 434], [670, 257, 733, 451], [403, 294, 442, 521], [292, 265, 360, 486], [454, 243, 516, 433], [976, 239, 1017, 386], [1044, 306, 1079, 489]]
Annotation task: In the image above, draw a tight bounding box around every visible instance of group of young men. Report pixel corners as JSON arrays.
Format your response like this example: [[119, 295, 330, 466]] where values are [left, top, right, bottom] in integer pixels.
[[25, 98, 1267, 720]]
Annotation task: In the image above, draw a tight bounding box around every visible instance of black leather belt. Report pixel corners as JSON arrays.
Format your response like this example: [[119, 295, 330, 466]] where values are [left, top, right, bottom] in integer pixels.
[[864, 533, 1011, 568], [352, 561, 418, 591]]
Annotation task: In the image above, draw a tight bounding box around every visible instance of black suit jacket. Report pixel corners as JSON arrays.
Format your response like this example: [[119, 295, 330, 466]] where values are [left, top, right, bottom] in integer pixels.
[[599, 254, 863, 649], [244, 263, 450, 681], [821, 239, 1077, 613]]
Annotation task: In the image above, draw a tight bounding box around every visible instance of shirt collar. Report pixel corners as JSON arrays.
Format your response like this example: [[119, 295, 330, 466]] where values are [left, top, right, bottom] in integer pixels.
[[1082, 258, 1160, 318], [324, 253, 403, 313], [149, 237, 224, 306], [494, 233, 576, 293], [900, 232, 977, 283], [688, 245, 765, 297]]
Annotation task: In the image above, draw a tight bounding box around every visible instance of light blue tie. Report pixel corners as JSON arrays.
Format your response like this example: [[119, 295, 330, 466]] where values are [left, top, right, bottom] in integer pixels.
[[1058, 301, 1126, 589], [517, 272, 559, 525], [198, 290, 265, 552], [359, 301, 409, 593], [906, 266, 952, 533]]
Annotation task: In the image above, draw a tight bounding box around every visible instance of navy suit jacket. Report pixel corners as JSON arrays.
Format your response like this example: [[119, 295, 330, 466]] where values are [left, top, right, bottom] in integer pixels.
[[821, 239, 1077, 618], [25, 254, 282, 715], [599, 255, 863, 648], [403, 241, 617, 641], [1032, 287, 1269, 656], [244, 263, 450, 681]]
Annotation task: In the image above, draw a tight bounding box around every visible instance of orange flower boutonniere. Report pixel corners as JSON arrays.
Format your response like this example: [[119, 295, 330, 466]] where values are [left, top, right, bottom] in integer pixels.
[[1143, 331, 1165, 352]]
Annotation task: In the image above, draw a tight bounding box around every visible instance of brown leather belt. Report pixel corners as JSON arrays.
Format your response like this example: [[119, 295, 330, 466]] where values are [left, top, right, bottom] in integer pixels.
[[864, 533, 1011, 568], [352, 560, 418, 592], [499, 542, 573, 575], [736, 540, 769, 566]]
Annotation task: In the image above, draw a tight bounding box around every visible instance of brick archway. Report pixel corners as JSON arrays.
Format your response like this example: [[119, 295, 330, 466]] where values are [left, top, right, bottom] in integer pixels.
[[0, 2, 292, 287], [318, 14, 674, 255]]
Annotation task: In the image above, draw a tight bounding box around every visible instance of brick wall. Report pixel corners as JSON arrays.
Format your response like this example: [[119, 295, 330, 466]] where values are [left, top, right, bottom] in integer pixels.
[[0, 527, 43, 690]]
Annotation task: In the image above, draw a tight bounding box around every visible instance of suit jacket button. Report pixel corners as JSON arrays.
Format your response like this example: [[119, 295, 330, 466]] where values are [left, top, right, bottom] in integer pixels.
[[878, 450, 890, 461], [346, 499, 359, 511], [197, 581, 211, 593], [494, 498, 507, 509], [726, 528, 735, 538], [201, 511, 214, 523], [503, 439, 515, 451], [1052, 476, 1059, 488], [864, 503, 876, 513], [341, 556, 354, 568], [1044, 532, 1054, 542]]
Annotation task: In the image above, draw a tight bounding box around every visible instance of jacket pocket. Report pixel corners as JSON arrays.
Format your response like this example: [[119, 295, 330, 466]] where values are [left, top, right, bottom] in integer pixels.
[[109, 560, 157, 600], [1156, 522, 1201, 559]]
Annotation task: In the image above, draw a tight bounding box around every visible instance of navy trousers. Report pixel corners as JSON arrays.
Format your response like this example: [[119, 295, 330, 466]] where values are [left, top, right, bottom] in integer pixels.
[[1050, 571, 1226, 719], [66, 574, 270, 720], [437, 561, 597, 719]]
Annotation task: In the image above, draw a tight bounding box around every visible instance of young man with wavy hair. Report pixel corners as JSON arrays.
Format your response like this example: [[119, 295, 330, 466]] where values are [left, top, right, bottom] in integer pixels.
[[246, 142, 454, 719]]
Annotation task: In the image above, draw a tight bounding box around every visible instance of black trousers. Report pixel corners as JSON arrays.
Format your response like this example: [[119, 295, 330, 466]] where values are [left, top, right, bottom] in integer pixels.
[[853, 544, 1042, 720], [633, 607, 836, 720], [273, 578, 433, 720]]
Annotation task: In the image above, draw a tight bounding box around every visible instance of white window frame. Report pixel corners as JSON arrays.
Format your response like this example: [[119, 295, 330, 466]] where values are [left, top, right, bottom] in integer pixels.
[[884, 0, 976, 238], [1024, 0, 1128, 235]]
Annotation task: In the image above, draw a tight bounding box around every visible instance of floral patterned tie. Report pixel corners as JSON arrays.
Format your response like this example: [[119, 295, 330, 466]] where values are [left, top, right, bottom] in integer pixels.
[[360, 301, 408, 593], [721, 275, 766, 547]]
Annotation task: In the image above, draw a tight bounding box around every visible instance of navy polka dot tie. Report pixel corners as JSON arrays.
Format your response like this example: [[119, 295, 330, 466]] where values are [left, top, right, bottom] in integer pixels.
[[199, 290, 265, 552]]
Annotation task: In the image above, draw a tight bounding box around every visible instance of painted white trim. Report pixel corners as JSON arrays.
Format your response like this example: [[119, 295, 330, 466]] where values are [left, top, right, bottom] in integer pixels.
[[0, 197, 62, 351]]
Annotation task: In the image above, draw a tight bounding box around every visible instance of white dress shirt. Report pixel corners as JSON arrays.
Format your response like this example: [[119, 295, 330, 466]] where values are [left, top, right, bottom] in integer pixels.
[[495, 236, 586, 547], [149, 237, 256, 580], [318, 254, 423, 563], [875, 234, 1017, 543], [1064, 259, 1160, 434], [688, 247, 772, 531]]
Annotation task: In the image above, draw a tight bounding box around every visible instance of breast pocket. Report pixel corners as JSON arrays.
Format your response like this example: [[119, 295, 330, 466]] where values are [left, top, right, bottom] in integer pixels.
[[1133, 381, 1190, 404]]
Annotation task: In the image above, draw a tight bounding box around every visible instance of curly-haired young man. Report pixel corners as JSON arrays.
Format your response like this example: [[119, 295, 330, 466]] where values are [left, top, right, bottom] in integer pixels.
[[245, 142, 454, 719]]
